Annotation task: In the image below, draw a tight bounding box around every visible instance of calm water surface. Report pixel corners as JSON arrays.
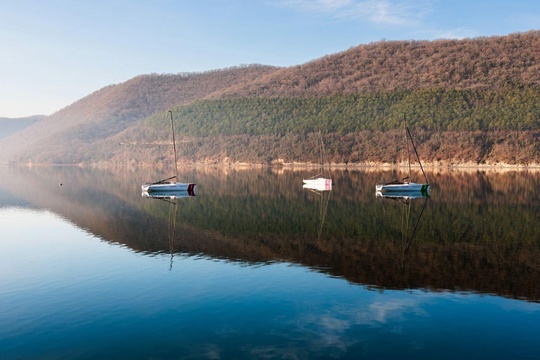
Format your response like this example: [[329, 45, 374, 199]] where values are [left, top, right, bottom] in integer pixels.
[[0, 166, 539, 359]]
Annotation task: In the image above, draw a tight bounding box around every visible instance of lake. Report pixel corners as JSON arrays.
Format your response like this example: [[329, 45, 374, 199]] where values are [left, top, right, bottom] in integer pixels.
[[1, 165, 539, 359]]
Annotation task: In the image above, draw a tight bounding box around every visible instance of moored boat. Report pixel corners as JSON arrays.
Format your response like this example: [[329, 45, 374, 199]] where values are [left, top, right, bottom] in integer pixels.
[[142, 111, 196, 194], [141, 181, 196, 194], [303, 130, 332, 191], [303, 177, 332, 191], [375, 181, 429, 194], [376, 114, 429, 195], [142, 188, 196, 199]]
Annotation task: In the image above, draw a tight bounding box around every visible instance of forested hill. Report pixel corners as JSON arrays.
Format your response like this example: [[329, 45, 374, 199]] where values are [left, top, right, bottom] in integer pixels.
[[0, 65, 278, 164], [1, 31, 540, 166], [213, 31, 540, 98]]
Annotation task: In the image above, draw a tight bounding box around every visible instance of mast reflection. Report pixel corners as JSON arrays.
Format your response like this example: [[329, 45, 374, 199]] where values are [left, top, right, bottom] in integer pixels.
[[142, 190, 196, 270], [377, 190, 429, 271], [303, 185, 331, 241]]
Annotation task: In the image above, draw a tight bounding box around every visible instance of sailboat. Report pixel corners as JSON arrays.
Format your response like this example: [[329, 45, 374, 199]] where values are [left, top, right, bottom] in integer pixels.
[[142, 111, 196, 195], [375, 115, 429, 195], [303, 131, 332, 191], [142, 190, 196, 199]]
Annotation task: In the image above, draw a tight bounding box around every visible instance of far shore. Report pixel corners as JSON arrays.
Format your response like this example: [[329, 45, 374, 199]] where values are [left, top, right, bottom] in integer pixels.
[[4, 160, 540, 172]]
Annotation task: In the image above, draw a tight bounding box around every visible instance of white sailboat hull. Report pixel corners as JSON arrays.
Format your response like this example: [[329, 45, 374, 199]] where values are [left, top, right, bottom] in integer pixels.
[[303, 177, 332, 191], [142, 189, 196, 199], [142, 182, 196, 195], [375, 182, 429, 194], [374, 115, 430, 197]]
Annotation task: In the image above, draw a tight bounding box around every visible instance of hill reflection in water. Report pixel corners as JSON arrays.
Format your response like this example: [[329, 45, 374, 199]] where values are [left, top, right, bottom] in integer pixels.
[[1, 166, 539, 302]]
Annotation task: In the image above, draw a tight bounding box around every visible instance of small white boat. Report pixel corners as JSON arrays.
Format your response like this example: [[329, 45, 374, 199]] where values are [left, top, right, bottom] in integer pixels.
[[376, 115, 429, 195], [303, 131, 333, 192], [142, 111, 196, 194], [141, 181, 196, 194], [142, 189, 196, 199], [375, 181, 429, 194], [303, 177, 332, 191]]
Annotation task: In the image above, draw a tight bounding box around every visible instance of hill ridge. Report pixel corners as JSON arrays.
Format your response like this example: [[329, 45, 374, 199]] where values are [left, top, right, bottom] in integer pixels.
[[1, 31, 540, 165]]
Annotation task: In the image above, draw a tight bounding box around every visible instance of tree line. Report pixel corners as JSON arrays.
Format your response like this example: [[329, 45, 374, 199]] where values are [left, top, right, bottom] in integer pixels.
[[141, 87, 540, 137]]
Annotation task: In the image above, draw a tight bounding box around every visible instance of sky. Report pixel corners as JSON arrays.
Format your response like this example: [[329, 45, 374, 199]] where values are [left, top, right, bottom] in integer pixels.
[[1, 0, 539, 118]]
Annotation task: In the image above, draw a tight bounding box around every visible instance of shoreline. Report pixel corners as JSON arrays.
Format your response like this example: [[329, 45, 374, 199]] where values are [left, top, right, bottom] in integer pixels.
[[4, 160, 540, 171]]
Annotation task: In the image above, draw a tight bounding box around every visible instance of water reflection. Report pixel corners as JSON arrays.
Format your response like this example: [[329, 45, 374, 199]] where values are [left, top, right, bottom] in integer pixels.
[[376, 191, 429, 272], [303, 185, 332, 241], [142, 190, 197, 270], [1, 166, 539, 302]]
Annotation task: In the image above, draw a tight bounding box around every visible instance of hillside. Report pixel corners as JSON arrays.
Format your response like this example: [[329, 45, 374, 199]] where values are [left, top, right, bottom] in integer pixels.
[[0, 65, 278, 164], [1, 31, 540, 166], [212, 31, 540, 98]]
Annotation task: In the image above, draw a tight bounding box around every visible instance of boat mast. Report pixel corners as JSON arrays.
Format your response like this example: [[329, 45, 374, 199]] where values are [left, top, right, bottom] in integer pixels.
[[406, 126, 429, 184], [169, 111, 179, 181], [318, 131, 323, 171], [404, 114, 411, 180], [319, 130, 331, 179]]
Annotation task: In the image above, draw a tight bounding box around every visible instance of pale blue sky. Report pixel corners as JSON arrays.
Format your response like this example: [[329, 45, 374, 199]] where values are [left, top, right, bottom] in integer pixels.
[[1, 0, 539, 118]]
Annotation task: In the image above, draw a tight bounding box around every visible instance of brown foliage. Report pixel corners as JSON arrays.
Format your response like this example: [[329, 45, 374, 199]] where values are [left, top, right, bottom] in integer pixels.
[[214, 31, 540, 98]]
